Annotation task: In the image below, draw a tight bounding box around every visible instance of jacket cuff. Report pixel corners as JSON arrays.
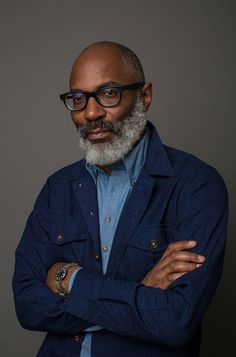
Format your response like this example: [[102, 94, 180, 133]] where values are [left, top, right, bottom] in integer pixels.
[[62, 268, 138, 323]]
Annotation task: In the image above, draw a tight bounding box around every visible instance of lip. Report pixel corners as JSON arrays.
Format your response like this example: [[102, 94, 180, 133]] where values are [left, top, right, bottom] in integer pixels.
[[87, 129, 112, 141]]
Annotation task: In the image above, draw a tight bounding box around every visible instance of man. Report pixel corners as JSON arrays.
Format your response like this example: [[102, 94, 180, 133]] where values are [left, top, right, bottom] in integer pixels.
[[13, 41, 228, 357]]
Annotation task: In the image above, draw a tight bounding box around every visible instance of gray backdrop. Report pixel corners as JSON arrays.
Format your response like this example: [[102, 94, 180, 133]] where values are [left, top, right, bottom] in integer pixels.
[[1, 1, 235, 356]]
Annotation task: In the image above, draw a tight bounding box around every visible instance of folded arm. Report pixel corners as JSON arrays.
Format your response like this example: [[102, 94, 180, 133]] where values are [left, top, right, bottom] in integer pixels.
[[12, 179, 92, 335], [61, 171, 228, 347], [13, 168, 228, 346]]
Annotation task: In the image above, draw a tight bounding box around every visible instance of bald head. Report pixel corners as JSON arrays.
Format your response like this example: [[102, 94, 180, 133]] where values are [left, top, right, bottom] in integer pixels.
[[70, 41, 145, 88]]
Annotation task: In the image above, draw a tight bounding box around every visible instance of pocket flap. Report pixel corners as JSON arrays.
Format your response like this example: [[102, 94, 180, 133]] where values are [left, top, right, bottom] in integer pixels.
[[50, 220, 88, 245], [127, 224, 171, 253]]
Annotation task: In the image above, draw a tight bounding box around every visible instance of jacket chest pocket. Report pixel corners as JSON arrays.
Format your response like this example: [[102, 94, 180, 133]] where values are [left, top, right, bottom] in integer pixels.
[[50, 220, 90, 265], [120, 225, 172, 282]]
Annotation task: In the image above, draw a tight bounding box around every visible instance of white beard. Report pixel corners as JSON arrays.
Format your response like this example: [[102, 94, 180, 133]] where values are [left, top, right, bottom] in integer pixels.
[[77, 97, 147, 166]]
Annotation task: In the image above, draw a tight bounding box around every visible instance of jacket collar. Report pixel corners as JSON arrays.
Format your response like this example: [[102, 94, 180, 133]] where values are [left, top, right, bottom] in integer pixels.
[[144, 121, 176, 177]]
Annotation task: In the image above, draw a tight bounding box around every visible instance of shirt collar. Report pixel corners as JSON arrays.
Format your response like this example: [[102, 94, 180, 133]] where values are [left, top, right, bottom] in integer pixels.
[[122, 127, 150, 183], [86, 128, 150, 184]]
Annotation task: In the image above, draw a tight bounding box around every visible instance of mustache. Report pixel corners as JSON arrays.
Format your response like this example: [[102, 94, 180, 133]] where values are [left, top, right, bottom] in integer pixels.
[[77, 119, 121, 139]]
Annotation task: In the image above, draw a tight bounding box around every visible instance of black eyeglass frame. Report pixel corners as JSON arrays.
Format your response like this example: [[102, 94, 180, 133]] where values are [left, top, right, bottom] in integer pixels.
[[60, 82, 144, 111]]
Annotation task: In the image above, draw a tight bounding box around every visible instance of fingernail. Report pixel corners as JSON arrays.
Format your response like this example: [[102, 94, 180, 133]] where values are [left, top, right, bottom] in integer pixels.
[[196, 264, 202, 268], [188, 241, 196, 246], [198, 255, 205, 262]]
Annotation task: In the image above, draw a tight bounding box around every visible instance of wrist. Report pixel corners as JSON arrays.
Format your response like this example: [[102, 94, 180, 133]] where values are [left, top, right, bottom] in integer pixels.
[[55, 263, 79, 296], [61, 265, 80, 294]]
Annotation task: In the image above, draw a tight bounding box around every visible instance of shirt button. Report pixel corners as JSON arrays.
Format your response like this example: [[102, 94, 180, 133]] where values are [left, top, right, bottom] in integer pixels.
[[131, 180, 135, 187], [57, 233, 64, 241], [105, 215, 112, 222], [103, 246, 109, 252], [149, 240, 159, 249], [95, 254, 100, 261], [74, 334, 80, 342]]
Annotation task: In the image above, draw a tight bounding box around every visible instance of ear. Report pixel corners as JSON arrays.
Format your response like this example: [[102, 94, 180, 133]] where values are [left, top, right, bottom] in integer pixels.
[[141, 81, 152, 112]]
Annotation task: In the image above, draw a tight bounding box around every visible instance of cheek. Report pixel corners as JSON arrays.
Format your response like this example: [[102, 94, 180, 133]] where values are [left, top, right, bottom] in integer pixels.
[[106, 103, 135, 123], [114, 95, 137, 120], [71, 113, 84, 127]]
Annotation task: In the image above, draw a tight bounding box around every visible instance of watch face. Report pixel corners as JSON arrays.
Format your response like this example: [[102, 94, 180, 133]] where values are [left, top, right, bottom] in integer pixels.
[[56, 267, 67, 281]]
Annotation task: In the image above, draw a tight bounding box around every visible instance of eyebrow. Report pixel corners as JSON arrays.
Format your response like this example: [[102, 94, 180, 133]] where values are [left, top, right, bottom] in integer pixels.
[[71, 81, 123, 93]]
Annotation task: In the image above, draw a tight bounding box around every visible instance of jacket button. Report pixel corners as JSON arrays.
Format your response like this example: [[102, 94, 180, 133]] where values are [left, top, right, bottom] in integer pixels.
[[74, 334, 80, 342], [149, 240, 158, 249], [57, 233, 64, 241]]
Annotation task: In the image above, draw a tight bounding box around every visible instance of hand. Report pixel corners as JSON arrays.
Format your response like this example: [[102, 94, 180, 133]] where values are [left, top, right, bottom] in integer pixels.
[[46, 262, 80, 294], [141, 240, 205, 290]]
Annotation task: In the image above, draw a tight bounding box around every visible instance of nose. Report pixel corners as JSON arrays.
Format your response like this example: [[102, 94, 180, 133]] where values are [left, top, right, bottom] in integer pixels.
[[84, 97, 106, 121]]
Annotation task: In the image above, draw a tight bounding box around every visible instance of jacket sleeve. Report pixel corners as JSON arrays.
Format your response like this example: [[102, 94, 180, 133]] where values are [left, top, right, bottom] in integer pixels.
[[62, 168, 228, 347], [12, 178, 92, 335]]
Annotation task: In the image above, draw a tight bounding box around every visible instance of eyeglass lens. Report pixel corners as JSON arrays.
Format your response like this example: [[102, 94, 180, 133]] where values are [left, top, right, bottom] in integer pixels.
[[65, 87, 121, 111]]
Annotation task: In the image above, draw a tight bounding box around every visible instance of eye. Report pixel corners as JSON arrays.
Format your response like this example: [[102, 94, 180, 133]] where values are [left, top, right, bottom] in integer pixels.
[[72, 94, 84, 103], [69, 93, 86, 108], [97, 87, 121, 106], [102, 88, 119, 98], [65, 92, 86, 110]]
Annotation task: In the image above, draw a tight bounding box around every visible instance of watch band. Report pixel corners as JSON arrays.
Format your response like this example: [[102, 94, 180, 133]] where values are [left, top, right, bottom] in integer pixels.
[[55, 263, 79, 296]]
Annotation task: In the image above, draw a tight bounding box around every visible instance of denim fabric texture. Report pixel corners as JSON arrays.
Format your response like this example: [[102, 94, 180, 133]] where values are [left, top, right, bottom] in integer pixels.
[[13, 122, 228, 357]]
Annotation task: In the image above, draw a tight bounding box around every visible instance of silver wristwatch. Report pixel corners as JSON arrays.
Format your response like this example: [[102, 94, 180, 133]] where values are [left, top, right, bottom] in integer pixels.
[[55, 263, 79, 296]]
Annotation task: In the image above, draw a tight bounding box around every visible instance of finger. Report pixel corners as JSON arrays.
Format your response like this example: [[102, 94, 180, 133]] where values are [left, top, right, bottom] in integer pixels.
[[156, 261, 202, 281], [151, 272, 188, 290], [162, 240, 197, 259], [158, 272, 189, 290], [164, 272, 187, 288], [158, 250, 205, 272], [163, 251, 205, 266], [163, 261, 202, 275]]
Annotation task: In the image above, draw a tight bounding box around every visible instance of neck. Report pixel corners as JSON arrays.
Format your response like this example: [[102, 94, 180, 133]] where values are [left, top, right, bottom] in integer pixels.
[[97, 165, 112, 175]]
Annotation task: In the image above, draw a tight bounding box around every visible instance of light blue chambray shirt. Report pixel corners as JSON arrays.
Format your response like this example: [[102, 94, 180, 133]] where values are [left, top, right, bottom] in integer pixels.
[[69, 128, 150, 356]]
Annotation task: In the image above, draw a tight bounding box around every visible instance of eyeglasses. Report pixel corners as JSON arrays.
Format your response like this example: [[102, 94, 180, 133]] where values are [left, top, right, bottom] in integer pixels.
[[60, 82, 144, 111]]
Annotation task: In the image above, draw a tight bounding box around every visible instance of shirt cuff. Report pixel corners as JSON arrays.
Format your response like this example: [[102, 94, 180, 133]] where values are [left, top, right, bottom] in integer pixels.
[[68, 267, 82, 292]]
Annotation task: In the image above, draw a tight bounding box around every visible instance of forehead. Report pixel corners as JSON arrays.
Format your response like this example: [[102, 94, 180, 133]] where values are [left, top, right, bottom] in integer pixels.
[[70, 46, 135, 91]]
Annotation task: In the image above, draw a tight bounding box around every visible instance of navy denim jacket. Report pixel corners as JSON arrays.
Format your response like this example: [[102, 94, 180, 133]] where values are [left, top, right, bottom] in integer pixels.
[[13, 122, 228, 356]]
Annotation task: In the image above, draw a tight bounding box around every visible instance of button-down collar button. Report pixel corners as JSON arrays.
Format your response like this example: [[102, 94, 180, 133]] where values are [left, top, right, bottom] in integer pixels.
[[57, 233, 64, 241], [105, 215, 112, 222], [149, 239, 158, 249], [74, 334, 80, 342], [131, 180, 135, 187], [102, 246, 109, 252]]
